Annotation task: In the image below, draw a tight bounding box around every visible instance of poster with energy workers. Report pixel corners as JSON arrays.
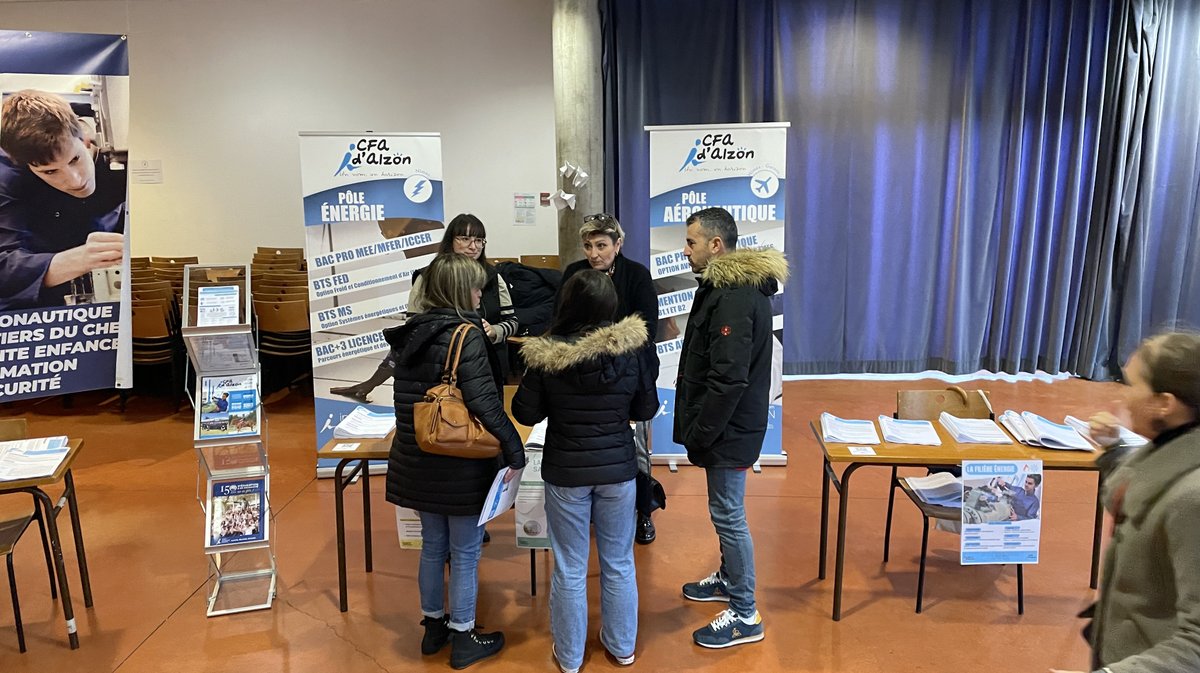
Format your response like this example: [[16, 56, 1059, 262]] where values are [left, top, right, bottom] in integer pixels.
[[961, 460, 1043, 565], [0, 30, 133, 402], [298, 132, 444, 475], [646, 123, 788, 466]]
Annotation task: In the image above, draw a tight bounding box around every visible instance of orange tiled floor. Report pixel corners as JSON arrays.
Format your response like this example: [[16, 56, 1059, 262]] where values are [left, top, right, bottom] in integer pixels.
[[0, 378, 1109, 672]]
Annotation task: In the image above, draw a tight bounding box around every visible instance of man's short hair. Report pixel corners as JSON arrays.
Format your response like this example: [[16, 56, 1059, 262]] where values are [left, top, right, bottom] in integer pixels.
[[0, 90, 84, 167], [686, 207, 738, 251], [1027, 474, 1042, 487]]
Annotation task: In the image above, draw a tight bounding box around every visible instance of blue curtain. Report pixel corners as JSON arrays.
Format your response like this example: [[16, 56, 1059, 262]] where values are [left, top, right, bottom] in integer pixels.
[[602, 0, 1200, 378]]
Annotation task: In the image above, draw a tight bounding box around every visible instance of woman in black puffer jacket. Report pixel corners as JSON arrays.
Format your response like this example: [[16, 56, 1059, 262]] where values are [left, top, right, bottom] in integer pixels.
[[384, 253, 525, 670], [512, 270, 658, 672]]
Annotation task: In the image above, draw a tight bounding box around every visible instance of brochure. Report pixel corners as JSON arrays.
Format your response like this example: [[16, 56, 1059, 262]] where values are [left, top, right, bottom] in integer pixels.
[[196, 285, 240, 327], [196, 373, 260, 440], [478, 467, 525, 526], [905, 471, 963, 507], [820, 413, 881, 445], [1064, 415, 1150, 448], [878, 416, 942, 445], [205, 476, 268, 549], [0, 436, 70, 481], [938, 412, 1012, 445], [333, 406, 396, 439], [1000, 411, 1093, 451], [961, 460, 1042, 565]]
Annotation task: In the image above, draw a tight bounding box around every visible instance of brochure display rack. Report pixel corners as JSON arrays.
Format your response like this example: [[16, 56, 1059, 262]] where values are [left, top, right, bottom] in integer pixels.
[[183, 265, 276, 616]]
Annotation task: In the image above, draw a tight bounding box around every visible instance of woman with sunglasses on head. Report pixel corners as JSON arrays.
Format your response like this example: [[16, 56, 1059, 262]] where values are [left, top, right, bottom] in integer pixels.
[[331, 213, 518, 403], [1051, 331, 1200, 673], [561, 213, 661, 544]]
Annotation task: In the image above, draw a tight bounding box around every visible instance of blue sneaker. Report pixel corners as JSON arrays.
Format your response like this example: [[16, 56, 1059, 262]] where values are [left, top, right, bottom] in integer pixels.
[[692, 608, 764, 649], [682, 571, 731, 602]]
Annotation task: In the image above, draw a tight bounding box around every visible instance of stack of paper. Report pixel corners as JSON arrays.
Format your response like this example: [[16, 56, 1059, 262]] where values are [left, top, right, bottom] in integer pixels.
[[333, 406, 396, 439], [905, 472, 963, 507], [878, 416, 942, 445], [820, 413, 881, 444], [938, 413, 1012, 444], [1000, 411, 1093, 451], [0, 436, 70, 481], [1064, 415, 1150, 448]]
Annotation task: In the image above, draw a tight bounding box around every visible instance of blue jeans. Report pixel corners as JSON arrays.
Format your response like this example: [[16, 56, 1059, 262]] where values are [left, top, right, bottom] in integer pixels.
[[416, 510, 485, 631], [545, 479, 638, 670], [706, 467, 756, 617]]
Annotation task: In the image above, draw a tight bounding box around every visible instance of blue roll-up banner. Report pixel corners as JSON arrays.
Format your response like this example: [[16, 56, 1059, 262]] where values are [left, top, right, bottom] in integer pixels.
[[299, 132, 444, 476], [0, 30, 132, 402], [645, 123, 788, 467]]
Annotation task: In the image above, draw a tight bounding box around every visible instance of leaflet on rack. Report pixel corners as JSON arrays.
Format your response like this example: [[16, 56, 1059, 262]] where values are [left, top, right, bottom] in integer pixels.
[[333, 406, 396, 439], [196, 373, 260, 440], [204, 476, 268, 550], [1064, 416, 1149, 448], [0, 436, 70, 481], [905, 472, 963, 507], [938, 413, 1012, 444], [877, 416, 942, 445], [820, 413, 881, 444]]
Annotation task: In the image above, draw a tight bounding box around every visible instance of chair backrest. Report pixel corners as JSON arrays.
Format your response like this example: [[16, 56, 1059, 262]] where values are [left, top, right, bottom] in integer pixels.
[[490, 256, 519, 265], [896, 386, 993, 420], [257, 246, 304, 256], [254, 299, 311, 333], [0, 418, 28, 441], [131, 302, 173, 340], [519, 254, 560, 270], [150, 255, 199, 265]]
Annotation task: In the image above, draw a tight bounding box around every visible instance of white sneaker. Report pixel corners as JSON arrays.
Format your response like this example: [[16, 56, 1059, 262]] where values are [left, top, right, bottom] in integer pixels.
[[552, 643, 580, 673], [600, 629, 635, 665]]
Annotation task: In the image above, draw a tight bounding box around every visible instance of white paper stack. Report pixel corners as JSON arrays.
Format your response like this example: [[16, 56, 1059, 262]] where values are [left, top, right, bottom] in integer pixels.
[[1000, 411, 1093, 451], [905, 472, 963, 507], [1064, 415, 1150, 448], [333, 406, 396, 439], [938, 412, 1012, 444], [0, 436, 70, 481], [820, 413, 881, 445], [878, 416, 942, 445]]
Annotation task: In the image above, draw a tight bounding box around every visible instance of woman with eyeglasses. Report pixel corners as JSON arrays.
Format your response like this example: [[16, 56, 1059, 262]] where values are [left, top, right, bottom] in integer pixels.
[[1051, 331, 1200, 673], [561, 213, 661, 544], [331, 213, 518, 403]]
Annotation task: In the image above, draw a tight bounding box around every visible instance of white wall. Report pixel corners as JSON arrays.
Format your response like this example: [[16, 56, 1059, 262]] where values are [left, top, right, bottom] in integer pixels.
[[1, 0, 559, 262]]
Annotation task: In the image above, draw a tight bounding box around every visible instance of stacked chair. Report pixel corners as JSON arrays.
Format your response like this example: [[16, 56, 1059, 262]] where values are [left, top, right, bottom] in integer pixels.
[[125, 256, 186, 409], [251, 247, 311, 391]]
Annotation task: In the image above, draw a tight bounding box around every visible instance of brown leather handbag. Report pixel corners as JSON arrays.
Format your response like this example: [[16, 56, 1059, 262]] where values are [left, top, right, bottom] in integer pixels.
[[413, 323, 502, 459]]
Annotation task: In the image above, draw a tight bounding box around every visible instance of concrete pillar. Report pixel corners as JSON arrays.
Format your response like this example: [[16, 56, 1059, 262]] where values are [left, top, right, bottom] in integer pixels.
[[552, 0, 604, 269]]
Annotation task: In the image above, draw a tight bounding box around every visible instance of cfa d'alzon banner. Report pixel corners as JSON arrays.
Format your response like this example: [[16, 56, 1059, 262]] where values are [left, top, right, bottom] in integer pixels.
[[646, 123, 788, 466], [0, 30, 133, 402], [299, 132, 443, 475]]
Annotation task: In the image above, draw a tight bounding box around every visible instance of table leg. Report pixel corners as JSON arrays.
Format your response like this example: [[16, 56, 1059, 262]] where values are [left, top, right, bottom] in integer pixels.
[[31, 488, 78, 648], [334, 459, 352, 613], [1090, 471, 1103, 589], [819, 457, 831, 580], [530, 549, 536, 596], [64, 471, 93, 608], [363, 461, 373, 573], [833, 463, 862, 621]]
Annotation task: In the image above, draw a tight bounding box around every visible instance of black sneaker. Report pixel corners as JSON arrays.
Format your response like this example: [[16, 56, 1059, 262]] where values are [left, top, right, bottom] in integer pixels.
[[420, 615, 450, 655], [449, 628, 505, 669], [482, 529, 491, 544], [636, 513, 656, 545]]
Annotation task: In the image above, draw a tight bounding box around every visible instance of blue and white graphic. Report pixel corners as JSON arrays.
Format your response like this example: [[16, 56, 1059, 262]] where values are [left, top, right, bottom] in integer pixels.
[[961, 460, 1043, 565], [646, 123, 789, 467], [299, 132, 444, 476]]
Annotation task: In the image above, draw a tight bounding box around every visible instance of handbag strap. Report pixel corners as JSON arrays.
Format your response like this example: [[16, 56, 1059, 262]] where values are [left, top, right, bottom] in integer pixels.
[[440, 323, 475, 385]]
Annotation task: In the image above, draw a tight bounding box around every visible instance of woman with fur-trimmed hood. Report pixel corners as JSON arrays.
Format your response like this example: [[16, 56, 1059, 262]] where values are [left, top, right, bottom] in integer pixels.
[[512, 269, 658, 672]]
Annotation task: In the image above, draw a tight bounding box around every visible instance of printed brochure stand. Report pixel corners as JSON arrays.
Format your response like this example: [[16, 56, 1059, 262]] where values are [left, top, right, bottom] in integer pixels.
[[182, 265, 276, 616]]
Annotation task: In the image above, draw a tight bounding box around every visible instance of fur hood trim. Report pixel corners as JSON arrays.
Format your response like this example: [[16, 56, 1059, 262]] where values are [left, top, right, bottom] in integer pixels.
[[520, 316, 648, 374], [702, 247, 789, 288]]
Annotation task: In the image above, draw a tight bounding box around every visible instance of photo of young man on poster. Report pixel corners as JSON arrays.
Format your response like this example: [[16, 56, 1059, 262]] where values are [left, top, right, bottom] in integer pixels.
[[0, 88, 128, 311]]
